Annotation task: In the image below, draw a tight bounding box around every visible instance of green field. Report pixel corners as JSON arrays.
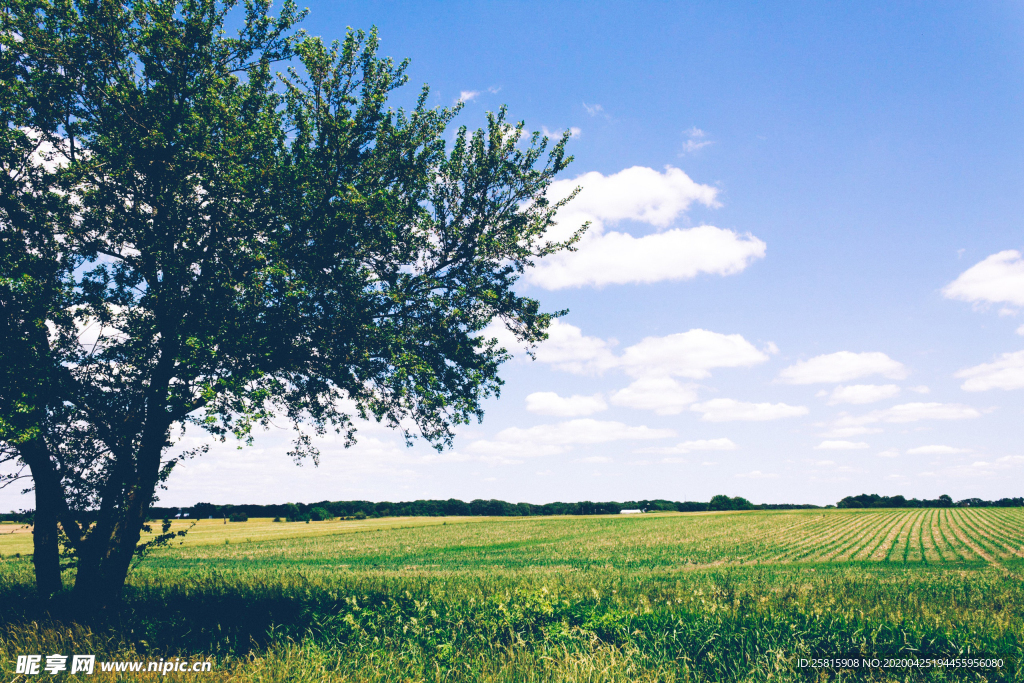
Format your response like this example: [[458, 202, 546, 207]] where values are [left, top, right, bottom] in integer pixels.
[[1, 509, 1022, 681]]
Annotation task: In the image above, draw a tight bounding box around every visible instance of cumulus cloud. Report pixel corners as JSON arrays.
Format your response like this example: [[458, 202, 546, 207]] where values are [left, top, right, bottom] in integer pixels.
[[815, 440, 869, 450], [609, 377, 699, 414], [877, 449, 901, 458], [483, 319, 617, 375], [546, 166, 719, 233], [638, 438, 737, 455], [824, 384, 901, 405], [620, 329, 769, 379], [530, 225, 766, 289], [487, 321, 768, 382], [954, 350, 1024, 391], [525, 392, 607, 417], [906, 445, 969, 455], [458, 90, 480, 103], [690, 399, 808, 422], [467, 419, 674, 460], [942, 250, 1024, 307], [778, 351, 908, 384], [832, 402, 981, 428], [526, 166, 765, 289]]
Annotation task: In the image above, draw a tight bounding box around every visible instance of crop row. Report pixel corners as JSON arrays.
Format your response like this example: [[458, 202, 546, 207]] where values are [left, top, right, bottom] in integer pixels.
[[756, 508, 1024, 565]]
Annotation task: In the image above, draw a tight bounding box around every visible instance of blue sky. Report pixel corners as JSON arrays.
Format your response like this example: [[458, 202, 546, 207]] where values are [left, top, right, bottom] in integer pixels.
[[6, 1, 1024, 510]]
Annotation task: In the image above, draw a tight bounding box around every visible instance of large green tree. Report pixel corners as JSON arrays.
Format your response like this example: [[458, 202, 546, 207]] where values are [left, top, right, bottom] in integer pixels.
[[0, 0, 581, 606]]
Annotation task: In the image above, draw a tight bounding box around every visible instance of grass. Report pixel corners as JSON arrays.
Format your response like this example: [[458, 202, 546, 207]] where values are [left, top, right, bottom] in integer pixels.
[[1, 509, 1022, 681]]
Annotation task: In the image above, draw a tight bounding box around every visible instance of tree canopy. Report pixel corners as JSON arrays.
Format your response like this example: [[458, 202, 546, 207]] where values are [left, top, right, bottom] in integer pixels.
[[0, 0, 582, 605]]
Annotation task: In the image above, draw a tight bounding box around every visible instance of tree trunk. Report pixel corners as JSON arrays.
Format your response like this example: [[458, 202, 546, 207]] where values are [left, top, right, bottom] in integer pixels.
[[71, 529, 139, 610], [31, 490, 63, 596], [21, 440, 63, 596], [71, 413, 171, 609]]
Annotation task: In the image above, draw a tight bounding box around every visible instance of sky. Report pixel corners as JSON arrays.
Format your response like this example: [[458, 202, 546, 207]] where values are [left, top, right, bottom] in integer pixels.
[[6, 0, 1024, 510]]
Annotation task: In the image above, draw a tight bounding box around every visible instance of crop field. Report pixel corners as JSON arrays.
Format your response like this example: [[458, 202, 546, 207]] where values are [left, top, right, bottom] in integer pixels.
[[1, 509, 1023, 682]]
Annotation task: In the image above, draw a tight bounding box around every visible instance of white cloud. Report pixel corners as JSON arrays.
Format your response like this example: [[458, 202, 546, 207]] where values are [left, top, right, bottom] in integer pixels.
[[778, 352, 908, 384], [525, 392, 607, 417], [458, 90, 480, 103], [541, 126, 582, 140], [681, 127, 713, 154], [527, 166, 765, 289], [484, 319, 617, 375], [467, 419, 674, 460], [815, 440, 869, 450], [533, 321, 618, 374], [546, 166, 719, 233], [943, 456, 1024, 478], [638, 438, 738, 455], [954, 350, 1024, 391], [906, 445, 969, 455], [825, 384, 901, 405], [690, 399, 809, 422], [833, 402, 982, 427], [490, 321, 767, 382], [574, 456, 612, 463], [620, 329, 769, 379], [909, 385, 930, 394], [530, 225, 766, 289], [582, 102, 604, 116], [609, 377, 699, 414], [942, 250, 1024, 307], [877, 449, 900, 458]]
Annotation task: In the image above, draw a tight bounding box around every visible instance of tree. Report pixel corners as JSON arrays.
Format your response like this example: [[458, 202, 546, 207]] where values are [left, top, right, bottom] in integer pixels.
[[0, 0, 582, 607], [708, 495, 734, 511]]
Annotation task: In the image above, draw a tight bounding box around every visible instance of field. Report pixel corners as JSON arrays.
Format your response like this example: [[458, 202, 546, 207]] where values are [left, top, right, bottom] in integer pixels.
[[1, 508, 1022, 681]]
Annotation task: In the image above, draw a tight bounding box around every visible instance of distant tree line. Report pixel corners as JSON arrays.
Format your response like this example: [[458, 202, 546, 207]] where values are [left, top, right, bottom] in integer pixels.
[[837, 493, 1024, 509], [3, 493, 1019, 523], [140, 496, 819, 521]]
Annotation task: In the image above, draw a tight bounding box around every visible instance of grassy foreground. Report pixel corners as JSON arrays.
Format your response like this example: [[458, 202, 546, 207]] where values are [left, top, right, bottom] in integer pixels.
[[1, 509, 1022, 681]]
